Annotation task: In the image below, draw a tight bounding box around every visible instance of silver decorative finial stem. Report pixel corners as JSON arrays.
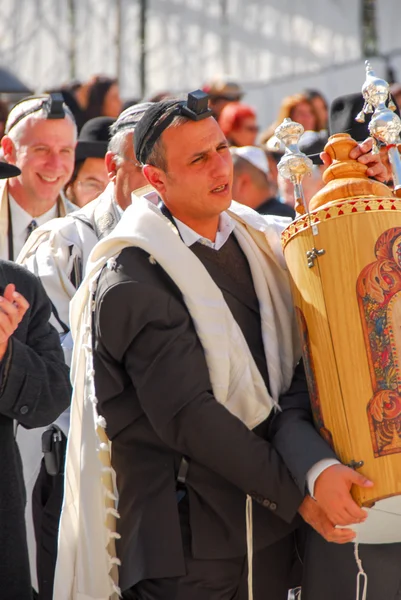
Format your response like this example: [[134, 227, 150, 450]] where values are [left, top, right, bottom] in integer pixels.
[[358, 60, 401, 192], [275, 118, 313, 215]]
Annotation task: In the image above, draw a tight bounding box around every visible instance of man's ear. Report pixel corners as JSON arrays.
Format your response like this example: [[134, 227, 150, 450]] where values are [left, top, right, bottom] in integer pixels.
[[105, 152, 117, 182], [143, 164, 167, 195], [2, 136, 17, 165]]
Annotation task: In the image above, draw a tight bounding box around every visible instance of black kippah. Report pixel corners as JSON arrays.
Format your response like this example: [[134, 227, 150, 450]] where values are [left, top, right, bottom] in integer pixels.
[[134, 90, 212, 165]]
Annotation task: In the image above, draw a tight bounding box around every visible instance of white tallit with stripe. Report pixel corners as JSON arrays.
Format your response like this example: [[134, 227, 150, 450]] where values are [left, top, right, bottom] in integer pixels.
[[54, 193, 300, 600]]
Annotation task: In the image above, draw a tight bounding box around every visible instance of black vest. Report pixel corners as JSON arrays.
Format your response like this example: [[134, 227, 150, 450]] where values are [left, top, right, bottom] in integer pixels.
[[190, 233, 271, 396]]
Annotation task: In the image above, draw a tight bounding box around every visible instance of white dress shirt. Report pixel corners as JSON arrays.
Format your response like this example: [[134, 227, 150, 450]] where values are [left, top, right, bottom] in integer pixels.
[[9, 195, 58, 259], [173, 212, 235, 249]]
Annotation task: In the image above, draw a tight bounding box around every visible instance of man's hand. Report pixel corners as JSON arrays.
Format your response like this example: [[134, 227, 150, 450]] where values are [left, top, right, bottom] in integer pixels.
[[298, 495, 356, 544], [320, 137, 388, 182], [314, 464, 373, 526], [0, 284, 30, 360]]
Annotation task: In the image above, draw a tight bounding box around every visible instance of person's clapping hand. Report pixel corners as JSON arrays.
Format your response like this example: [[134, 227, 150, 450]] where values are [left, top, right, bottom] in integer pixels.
[[0, 283, 29, 360]]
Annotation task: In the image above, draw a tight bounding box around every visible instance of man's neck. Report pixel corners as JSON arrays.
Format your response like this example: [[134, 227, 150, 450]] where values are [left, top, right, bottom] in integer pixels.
[[8, 180, 58, 218], [174, 214, 220, 242], [163, 201, 220, 242]]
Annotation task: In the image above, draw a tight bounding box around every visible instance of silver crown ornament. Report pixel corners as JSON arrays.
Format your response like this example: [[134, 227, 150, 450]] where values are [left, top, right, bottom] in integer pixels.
[[357, 60, 401, 192], [275, 118, 313, 215]]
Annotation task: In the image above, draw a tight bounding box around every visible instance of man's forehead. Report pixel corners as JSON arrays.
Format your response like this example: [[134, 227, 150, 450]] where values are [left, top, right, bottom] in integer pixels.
[[164, 118, 225, 152], [19, 117, 76, 144]]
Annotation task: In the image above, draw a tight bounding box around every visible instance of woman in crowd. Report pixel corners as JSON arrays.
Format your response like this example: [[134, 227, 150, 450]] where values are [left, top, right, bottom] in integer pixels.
[[218, 102, 259, 147], [84, 75, 122, 120]]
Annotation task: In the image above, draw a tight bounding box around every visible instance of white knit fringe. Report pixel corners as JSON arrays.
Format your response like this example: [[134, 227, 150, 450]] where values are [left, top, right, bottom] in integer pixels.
[[246, 495, 254, 600], [354, 542, 368, 600]]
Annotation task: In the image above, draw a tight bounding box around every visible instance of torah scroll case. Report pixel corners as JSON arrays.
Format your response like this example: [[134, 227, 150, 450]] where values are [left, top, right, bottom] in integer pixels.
[[278, 104, 401, 507]]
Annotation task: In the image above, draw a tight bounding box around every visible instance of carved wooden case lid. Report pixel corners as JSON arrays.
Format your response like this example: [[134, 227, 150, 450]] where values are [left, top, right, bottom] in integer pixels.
[[308, 133, 392, 211]]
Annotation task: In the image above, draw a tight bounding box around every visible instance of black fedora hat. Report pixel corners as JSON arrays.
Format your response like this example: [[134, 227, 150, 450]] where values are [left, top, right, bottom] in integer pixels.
[[298, 130, 329, 165], [75, 116, 115, 161], [0, 162, 20, 179]]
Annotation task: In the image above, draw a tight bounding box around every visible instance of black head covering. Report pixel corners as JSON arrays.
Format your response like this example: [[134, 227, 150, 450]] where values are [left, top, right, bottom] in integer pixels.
[[298, 131, 329, 165], [329, 92, 401, 141], [75, 116, 115, 161], [134, 90, 212, 165], [5, 93, 75, 134], [0, 162, 20, 179]]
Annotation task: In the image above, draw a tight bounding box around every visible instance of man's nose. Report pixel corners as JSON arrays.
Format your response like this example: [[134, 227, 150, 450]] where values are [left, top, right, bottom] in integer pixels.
[[45, 151, 64, 170], [210, 152, 230, 178]]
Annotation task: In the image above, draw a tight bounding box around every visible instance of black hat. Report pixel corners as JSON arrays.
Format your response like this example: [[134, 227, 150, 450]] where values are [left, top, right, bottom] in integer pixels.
[[0, 162, 20, 179], [329, 92, 401, 141], [75, 116, 115, 161], [298, 130, 329, 165], [134, 90, 213, 165]]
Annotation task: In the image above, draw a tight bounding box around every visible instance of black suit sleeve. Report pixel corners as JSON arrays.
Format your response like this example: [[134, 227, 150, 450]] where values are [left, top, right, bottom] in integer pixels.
[[96, 276, 303, 524], [0, 272, 71, 428], [269, 360, 338, 493]]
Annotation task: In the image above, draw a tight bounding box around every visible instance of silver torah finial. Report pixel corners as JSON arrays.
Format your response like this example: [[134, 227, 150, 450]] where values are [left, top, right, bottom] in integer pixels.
[[358, 60, 401, 192], [275, 118, 313, 215]]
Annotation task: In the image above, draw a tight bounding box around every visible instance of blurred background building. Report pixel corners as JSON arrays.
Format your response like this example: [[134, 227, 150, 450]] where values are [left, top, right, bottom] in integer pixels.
[[0, 0, 400, 127]]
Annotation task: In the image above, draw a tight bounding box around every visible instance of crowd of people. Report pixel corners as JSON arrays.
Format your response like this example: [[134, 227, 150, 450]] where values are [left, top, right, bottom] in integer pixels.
[[0, 70, 399, 600]]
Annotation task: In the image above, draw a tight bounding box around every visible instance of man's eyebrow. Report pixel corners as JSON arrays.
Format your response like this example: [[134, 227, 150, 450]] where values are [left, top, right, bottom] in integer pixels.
[[189, 140, 228, 160]]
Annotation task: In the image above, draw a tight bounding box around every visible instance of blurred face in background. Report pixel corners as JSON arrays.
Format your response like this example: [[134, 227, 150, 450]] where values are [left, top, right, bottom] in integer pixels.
[[230, 115, 259, 147], [66, 157, 109, 207], [310, 95, 328, 131], [103, 84, 122, 118], [291, 101, 317, 132]]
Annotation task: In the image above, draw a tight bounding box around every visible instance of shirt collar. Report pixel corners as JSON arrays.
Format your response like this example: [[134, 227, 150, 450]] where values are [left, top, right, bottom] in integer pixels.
[[8, 194, 59, 238], [173, 212, 235, 250]]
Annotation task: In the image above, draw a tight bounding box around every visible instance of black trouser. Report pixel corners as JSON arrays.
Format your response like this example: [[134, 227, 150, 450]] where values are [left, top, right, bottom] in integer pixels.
[[302, 528, 401, 600], [123, 493, 299, 600], [31, 433, 66, 600], [123, 534, 296, 600]]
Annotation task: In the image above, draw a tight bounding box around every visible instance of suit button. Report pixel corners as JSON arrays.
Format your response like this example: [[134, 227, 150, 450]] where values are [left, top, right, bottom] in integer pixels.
[[269, 502, 277, 511], [20, 405, 29, 415], [262, 499, 271, 508]]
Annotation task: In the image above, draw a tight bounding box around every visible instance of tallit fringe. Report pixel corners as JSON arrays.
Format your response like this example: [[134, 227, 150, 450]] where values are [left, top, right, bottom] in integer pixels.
[[81, 285, 121, 597], [354, 542, 368, 600], [246, 495, 254, 600]]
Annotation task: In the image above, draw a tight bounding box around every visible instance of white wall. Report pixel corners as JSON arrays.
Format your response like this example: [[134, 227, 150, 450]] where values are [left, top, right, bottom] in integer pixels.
[[0, 0, 400, 128]]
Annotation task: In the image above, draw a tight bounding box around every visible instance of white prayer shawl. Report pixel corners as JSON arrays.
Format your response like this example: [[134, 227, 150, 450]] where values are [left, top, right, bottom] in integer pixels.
[[17, 183, 120, 336], [16, 183, 121, 592], [54, 195, 300, 600], [0, 178, 72, 260]]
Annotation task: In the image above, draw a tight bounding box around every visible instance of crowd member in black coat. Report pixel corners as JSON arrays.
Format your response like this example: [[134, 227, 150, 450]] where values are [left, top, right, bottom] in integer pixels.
[[0, 161, 71, 599], [89, 94, 372, 600]]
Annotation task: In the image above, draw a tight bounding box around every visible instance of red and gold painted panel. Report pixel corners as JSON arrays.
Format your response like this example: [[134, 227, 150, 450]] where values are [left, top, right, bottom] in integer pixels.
[[356, 227, 401, 457]]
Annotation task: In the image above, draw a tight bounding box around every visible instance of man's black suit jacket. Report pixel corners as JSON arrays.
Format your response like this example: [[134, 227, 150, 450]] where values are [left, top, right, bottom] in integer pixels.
[[0, 261, 71, 599], [93, 244, 336, 592]]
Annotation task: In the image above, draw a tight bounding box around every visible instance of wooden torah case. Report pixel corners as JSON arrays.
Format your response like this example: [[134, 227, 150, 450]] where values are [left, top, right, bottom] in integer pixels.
[[282, 133, 401, 507]]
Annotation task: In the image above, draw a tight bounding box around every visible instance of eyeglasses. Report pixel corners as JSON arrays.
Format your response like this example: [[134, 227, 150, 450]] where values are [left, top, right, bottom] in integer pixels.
[[240, 125, 260, 133], [76, 180, 106, 194]]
